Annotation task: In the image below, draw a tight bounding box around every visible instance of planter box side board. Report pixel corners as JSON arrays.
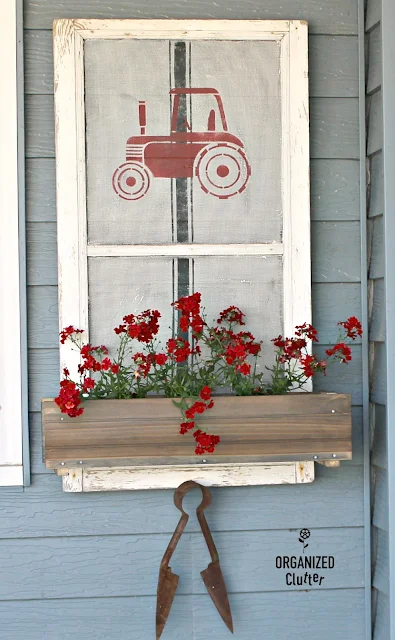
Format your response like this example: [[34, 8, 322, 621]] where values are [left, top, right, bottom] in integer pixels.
[[42, 394, 352, 471]]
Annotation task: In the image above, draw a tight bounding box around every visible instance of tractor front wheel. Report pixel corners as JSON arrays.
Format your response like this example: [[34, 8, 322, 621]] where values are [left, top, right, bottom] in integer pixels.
[[112, 162, 151, 201], [194, 143, 251, 199]]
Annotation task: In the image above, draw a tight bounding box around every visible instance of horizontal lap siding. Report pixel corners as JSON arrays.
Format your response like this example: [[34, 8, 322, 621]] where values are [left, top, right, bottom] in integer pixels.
[[366, 0, 388, 637], [2, 2, 365, 637]]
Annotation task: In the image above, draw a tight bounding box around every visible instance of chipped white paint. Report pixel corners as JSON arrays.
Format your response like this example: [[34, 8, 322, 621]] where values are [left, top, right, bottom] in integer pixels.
[[87, 244, 284, 257], [54, 19, 311, 490], [0, 0, 24, 485], [62, 468, 83, 491], [61, 461, 315, 492]]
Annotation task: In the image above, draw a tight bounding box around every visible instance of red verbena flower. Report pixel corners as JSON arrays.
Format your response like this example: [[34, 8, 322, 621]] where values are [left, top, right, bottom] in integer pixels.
[[83, 377, 95, 391], [180, 421, 195, 435], [217, 305, 245, 326], [300, 354, 319, 378], [236, 362, 251, 376], [172, 292, 201, 316], [154, 353, 167, 366], [325, 342, 352, 363], [59, 325, 83, 345], [199, 386, 212, 401], [338, 316, 363, 340], [55, 379, 83, 417], [193, 430, 220, 454], [295, 323, 319, 342]]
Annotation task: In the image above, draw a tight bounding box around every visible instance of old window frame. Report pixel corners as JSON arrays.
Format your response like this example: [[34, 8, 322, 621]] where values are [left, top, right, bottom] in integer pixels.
[[0, 0, 29, 486], [54, 19, 312, 491]]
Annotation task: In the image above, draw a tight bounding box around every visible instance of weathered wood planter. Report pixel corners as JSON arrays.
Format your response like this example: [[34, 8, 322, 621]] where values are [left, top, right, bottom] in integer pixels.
[[42, 393, 352, 470]]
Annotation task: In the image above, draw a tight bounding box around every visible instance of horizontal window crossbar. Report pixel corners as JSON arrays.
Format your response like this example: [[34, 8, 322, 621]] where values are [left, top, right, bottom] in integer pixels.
[[87, 243, 284, 258]]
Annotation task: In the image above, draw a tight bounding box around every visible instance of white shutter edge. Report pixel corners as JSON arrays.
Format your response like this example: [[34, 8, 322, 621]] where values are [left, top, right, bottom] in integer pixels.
[[0, 0, 29, 486]]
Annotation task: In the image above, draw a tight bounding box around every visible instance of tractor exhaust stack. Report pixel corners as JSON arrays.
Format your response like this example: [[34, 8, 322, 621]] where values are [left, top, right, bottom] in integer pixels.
[[139, 101, 147, 135]]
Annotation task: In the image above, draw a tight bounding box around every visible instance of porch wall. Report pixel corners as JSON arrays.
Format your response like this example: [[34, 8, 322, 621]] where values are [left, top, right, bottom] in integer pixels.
[[366, 0, 389, 637], [0, 1, 366, 638]]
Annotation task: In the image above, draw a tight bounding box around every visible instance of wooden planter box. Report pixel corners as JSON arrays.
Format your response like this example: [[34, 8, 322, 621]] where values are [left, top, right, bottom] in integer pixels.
[[42, 393, 352, 470]]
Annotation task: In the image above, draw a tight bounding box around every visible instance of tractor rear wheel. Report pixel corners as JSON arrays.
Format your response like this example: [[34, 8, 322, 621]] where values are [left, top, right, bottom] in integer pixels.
[[112, 162, 151, 200], [194, 143, 251, 199]]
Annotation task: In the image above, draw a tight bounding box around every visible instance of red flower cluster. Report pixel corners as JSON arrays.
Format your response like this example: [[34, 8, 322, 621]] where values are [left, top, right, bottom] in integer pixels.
[[78, 344, 111, 373], [55, 380, 83, 417], [180, 386, 220, 453], [59, 325, 83, 345], [300, 354, 327, 378], [167, 337, 200, 363], [172, 292, 204, 335], [338, 316, 363, 340], [325, 343, 352, 363], [217, 306, 245, 326], [272, 336, 307, 361], [133, 351, 168, 377], [295, 323, 319, 342], [215, 329, 261, 374], [114, 309, 160, 343], [56, 296, 363, 456], [194, 431, 221, 455]]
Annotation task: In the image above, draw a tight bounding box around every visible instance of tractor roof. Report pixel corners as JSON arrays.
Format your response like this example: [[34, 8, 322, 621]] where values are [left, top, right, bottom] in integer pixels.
[[170, 88, 219, 95]]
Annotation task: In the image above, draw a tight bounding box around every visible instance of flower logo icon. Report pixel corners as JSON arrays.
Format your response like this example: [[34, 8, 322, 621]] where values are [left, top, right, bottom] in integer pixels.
[[299, 528, 311, 553]]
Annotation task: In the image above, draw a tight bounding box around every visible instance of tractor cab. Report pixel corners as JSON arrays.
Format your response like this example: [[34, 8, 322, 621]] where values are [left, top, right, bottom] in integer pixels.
[[169, 87, 228, 134]]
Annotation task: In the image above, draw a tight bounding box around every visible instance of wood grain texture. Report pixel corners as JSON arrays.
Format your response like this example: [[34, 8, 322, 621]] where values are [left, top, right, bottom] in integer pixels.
[[367, 90, 383, 156], [74, 461, 315, 492], [374, 591, 390, 640], [25, 95, 54, 158], [0, 526, 363, 600], [311, 221, 361, 283], [373, 467, 389, 532], [0, 589, 365, 639], [310, 98, 359, 159], [313, 345, 363, 404], [0, 464, 364, 539], [312, 283, 362, 340], [369, 215, 384, 279], [27, 286, 58, 348], [25, 159, 56, 222], [369, 151, 384, 218], [42, 394, 352, 469], [366, 0, 381, 31], [26, 223, 57, 285], [370, 278, 385, 342], [29, 349, 59, 412], [24, 0, 358, 34], [373, 527, 389, 595], [371, 342, 387, 406], [367, 25, 382, 94], [24, 30, 359, 98], [309, 36, 359, 97], [25, 95, 359, 160], [24, 30, 53, 94], [310, 159, 360, 221], [371, 403, 387, 469]]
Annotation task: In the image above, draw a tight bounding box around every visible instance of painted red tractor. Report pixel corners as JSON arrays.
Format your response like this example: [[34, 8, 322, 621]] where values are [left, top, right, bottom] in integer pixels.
[[112, 88, 251, 201]]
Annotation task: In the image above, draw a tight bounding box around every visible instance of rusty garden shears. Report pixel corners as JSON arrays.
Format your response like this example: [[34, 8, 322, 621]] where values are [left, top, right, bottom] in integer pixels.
[[156, 480, 233, 638]]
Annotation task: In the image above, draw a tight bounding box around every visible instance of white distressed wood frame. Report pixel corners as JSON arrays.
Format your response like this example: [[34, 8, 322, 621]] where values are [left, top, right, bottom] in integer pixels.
[[0, 0, 25, 486], [54, 19, 311, 492]]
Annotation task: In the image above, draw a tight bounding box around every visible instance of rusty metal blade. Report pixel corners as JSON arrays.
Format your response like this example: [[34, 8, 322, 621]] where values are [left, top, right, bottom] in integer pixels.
[[156, 566, 179, 639], [201, 561, 234, 633]]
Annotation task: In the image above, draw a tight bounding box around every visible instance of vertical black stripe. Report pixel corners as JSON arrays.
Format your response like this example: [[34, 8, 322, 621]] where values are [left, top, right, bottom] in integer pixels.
[[174, 42, 190, 339], [174, 42, 189, 244]]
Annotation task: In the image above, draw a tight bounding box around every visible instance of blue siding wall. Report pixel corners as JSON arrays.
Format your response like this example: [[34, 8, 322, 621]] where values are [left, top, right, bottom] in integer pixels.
[[0, 1, 366, 638], [366, 0, 389, 637]]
